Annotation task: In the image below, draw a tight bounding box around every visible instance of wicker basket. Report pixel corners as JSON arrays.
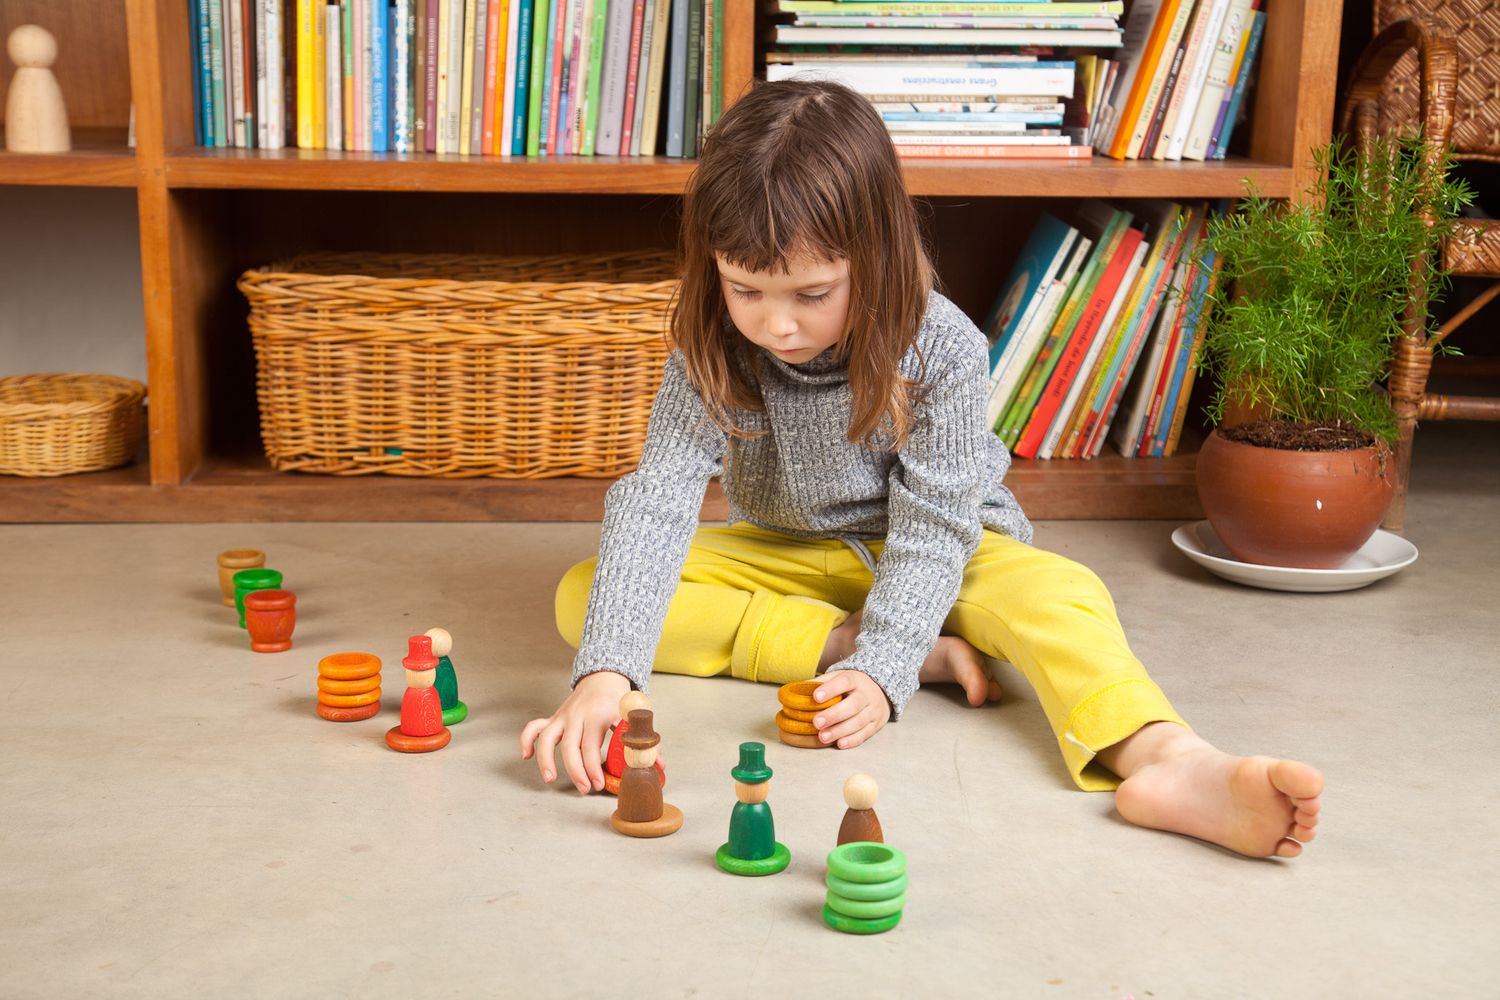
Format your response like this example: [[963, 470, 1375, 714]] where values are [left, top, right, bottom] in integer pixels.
[[237, 251, 678, 478], [0, 374, 146, 477]]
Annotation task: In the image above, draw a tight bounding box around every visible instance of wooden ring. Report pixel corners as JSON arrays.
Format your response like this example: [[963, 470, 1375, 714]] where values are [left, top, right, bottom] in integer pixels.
[[775, 710, 819, 736], [317, 674, 381, 696], [826, 842, 907, 884], [315, 701, 380, 722], [778, 680, 840, 712], [318, 687, 381, 708], [318, 652, 382, 680], [777, 729, 829, 749], [385, 727, 452, 753], [822, 903, 902, 935], [826, 890, 906, 920], [825, 871, 908, 901], [778, 703, 819, 723]]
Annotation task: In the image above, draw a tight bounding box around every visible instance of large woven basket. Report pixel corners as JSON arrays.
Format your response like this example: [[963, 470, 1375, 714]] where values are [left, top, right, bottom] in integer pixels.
[[0, 373, 146, 477], [238, 251, 678, 478]]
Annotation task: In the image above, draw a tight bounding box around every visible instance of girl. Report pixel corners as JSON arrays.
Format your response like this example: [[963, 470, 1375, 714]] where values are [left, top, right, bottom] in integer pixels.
[[519, 80, 1324, 859]]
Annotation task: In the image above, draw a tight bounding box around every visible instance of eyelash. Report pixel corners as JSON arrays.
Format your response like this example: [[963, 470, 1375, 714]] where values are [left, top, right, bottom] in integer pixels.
[[728, 288, 832, 306]]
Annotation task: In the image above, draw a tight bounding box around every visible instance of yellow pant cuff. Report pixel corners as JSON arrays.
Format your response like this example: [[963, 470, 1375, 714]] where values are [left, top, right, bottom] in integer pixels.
[[730, 593, 849, 685], [1059, 678, 1190, 792]]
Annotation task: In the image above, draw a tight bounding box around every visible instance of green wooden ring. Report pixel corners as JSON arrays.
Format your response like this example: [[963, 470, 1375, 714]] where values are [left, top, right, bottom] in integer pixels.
[[826, 842, 906, 883], [826, 890, 906, 920], [715, 842, 790, 876], [442, 701, 468, 726], [822, 903, 902, 935], [825, 871, 908, 901]]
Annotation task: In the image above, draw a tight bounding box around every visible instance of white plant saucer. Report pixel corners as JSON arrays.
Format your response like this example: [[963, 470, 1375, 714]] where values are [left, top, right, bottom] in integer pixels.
[[1171, 520, 1419, 593]]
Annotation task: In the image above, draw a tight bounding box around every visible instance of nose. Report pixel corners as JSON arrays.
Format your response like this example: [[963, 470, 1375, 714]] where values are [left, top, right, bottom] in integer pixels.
[[767, 306, 797, 339]]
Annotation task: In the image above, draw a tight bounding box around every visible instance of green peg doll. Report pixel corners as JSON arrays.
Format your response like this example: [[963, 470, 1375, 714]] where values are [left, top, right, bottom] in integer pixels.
[[715, 742, 791, 876]]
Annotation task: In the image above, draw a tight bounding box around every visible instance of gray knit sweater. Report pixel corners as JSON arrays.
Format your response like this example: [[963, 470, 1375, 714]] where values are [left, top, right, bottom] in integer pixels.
[[570, 291, 1033, 718]]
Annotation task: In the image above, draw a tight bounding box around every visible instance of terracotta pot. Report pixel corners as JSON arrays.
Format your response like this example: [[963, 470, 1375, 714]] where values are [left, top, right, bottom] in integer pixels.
[[244, 589, 297, 652], [217, 549, 265, 606], [1195, 429, 1394, 569]]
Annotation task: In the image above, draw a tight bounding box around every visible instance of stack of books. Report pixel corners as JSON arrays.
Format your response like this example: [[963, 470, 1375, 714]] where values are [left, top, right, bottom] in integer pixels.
[[765, 0, 1128, 159], [1092, 0, 1265, 160], [981, 198, 1225, 459], [187, 0, 725, 156]]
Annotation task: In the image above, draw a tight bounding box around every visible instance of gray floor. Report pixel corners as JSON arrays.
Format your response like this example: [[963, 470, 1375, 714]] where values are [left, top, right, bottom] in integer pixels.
[[2, 421, 1497, 1000]]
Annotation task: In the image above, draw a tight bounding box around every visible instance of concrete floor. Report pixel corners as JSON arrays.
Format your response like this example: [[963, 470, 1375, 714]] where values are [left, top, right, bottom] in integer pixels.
[[2, 421, 1497, 1000]]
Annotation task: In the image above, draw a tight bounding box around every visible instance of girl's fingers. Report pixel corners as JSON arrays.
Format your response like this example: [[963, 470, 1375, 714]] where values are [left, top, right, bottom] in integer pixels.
[[519, 717, 549, 759], [581, 723, 607, 792], [812, 671, 859, 704], [812, 697, 860, 730], [560, 721, 591, 795], [533, 719, 564, 783], [837, 719, 882, 750], [818, 706, 875, 746]]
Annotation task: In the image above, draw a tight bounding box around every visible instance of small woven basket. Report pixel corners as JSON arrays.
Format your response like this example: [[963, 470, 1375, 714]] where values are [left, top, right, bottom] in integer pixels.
[[0, 373, 146, 477], [238, 251, 678, 478]]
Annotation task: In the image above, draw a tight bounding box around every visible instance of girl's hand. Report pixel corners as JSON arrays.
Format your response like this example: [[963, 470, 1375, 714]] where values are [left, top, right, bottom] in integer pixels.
[[519, 671, 632, 794], [811, 670, 893, 750]]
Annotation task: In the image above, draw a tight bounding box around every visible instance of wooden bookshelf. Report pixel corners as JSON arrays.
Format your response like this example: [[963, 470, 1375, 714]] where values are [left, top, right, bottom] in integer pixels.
[[0, 0, 1343, 523]]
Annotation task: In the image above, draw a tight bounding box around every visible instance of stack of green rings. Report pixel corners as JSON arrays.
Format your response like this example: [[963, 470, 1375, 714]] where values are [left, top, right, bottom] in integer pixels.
[[823, 842, 907, 934], [233, 568, 283, 629]]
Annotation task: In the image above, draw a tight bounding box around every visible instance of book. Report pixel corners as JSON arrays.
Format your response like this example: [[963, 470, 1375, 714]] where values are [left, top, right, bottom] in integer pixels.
[[558, 0, 582, 153], [372, 0, 389, 150], [570, 0, 594, 153], [766, 61, 1077, 97], [1013, 221, 1143, 459], [1135, 0, 1191, 159], [620, 0, 647, 154], [511, 0, 534, 153], [1109, 263, 1183, 457], [1151, 245, 1218, 455], [1135, 255, 1197, 455], [773, 27, 1123, 47], [1102, 0, 1179, 157], [227, 0, 247, 145], [396, 0, 413, 151], [413, 0, 427, 148], [1182, 0, 1250, 161], [543, 0, 566, 153], [326, 2, 343, 149], [628, 0, 655, 153], [984, 212, 1080, 428], [1160, 0, 1230, 161], [527, 0, 551, 154], [582, 0, 610, 152], [481, 0, 501, 152], [295, 0, 313, 146], [896, 144, 1091, 158], [777, 1, 1124, 12], [1210, 6, 1262, 159], [599, 0, 637, 155], [460, 0, 478, 152], [997, 201, 1126, 448], [683, 0, 703, 155], [196, 1, 217, 145], [353, 0, 367, 150], [249, 0, 262, 147], [665, 0, 688, 156], [709, 0, 722, 124], [639, 0, 671, 153], [1161, 255, 1221, 455]]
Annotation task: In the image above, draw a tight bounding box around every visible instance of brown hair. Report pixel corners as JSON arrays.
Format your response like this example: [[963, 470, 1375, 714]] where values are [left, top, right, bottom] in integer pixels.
[[674, 79, 934, 449]]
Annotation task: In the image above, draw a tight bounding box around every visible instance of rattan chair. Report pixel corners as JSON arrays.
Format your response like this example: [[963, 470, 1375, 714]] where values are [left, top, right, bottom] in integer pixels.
[[1340, 4, 1500, 531]]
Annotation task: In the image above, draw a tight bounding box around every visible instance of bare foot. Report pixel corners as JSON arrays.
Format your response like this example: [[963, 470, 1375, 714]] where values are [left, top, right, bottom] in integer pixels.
[[820, 609, 999, 705], [1110, 726, 1324, 858]]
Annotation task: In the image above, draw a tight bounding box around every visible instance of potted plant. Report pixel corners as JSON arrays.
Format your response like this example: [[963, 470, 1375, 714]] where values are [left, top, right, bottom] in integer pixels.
[[1192, 135, 1473, 569]]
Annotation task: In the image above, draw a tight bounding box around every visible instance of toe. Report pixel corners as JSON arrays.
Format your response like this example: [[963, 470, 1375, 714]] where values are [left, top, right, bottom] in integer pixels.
[[1292, 795, 1321, 816], [987, 678, 1003, 702], [1292, 823, 1317, 842], [1270, 759, 1324, 800], [1294, 807, 1319, 828], [1274, 839, 1303, 858]]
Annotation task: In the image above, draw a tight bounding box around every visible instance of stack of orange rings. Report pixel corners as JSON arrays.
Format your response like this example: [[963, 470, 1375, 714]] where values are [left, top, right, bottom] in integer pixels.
[[316, 652, 382, 722], [776, 680, 840, 749]]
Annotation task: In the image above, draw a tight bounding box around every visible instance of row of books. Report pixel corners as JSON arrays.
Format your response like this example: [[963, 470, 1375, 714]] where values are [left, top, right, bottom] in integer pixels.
[[1092, 0, 1265, 161], [766, 0, 1127, 160], [981, 198, 1225, 460], [188, 0, 724, 156]]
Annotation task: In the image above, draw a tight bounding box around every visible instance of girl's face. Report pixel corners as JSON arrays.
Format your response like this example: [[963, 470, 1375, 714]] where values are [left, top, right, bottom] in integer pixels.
[[715, 253, 851, 365]]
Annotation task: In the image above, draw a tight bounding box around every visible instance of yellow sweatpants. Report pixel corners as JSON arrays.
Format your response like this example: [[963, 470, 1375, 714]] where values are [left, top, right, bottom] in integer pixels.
[[555, 523, 1188, 791]]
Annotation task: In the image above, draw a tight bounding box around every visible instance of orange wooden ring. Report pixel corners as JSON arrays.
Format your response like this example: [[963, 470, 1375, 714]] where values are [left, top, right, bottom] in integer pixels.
[[316, 674, 382, 696], [775, 710, 819, 736], [778, 680, 841, 712], [316, 701, 381, 722], [778, 729, 830, 749], [385, 727, 452, 753], [318, 687, 381, 708], [318, 652, 382, 681], [778, 703, 819, 723]]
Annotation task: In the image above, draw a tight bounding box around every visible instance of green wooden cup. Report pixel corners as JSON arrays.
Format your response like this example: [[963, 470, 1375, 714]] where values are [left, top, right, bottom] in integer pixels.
[[233, 568, 283, 628]]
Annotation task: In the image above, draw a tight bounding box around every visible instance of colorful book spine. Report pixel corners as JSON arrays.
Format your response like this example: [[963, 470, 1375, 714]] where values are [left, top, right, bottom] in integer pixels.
[[253, 0, 266, 147], [580, 0, 608, 153], [1210, 7, 1262, 159], [471, 0, 493, 153], [536, 0, 558, 152], [527, 0, 551, 154], [1122, 0, 1189, 158], [500, 0, 521, 153], [482, 0, 503, 152], [325, 3, 342, 148], [563, 0, 587, 153], [370, 0, 388, 149], [424, 0, 440, 150], [639, 0, 670, 154], [413, 0, 427, 149], [709, 0, 721, 125], [1204, 0, 1254, 158], [436, 0, 453, 151], [394, 0, 412, 150], [459, 0, 477, 152], [619, 0, 647, 155], [513, 0, 535, 153], [293, 0, 312, 146], [1151, 249, 1217, 455], [665, 0, 688, 156], [194, 0, 212, 145], [598, 0, 635, 155]]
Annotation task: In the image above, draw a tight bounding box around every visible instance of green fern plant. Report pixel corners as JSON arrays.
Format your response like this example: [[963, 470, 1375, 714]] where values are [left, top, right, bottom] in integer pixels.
[[1193, 135, 1475, 443]]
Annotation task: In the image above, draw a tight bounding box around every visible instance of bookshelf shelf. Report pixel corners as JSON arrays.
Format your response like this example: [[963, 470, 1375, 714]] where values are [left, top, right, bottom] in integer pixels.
[[0, 127, 137, 187], [164, 149, 700, 194], [0, 0, 1337, 523]]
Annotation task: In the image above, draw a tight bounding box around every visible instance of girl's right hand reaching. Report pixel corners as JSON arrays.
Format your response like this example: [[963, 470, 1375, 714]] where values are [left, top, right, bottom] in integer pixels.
[[519, 670, 632, 794]]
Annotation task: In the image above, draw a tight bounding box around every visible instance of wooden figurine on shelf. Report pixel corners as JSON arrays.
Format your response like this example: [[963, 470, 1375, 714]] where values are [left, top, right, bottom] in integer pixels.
[[5, 25, 70, 153], [602, 691, 666, 795], [609, 709, 683, 838], [715, 742, 791, 876], [837, 773, 884, 846], [384, 635, 451, 753], [424, 627, 467, 725]]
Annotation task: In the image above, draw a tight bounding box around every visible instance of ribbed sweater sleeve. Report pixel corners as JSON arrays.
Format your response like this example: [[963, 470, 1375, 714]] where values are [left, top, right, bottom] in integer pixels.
[[825, 332, 991, 719], [569, 351, 727, 692]]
